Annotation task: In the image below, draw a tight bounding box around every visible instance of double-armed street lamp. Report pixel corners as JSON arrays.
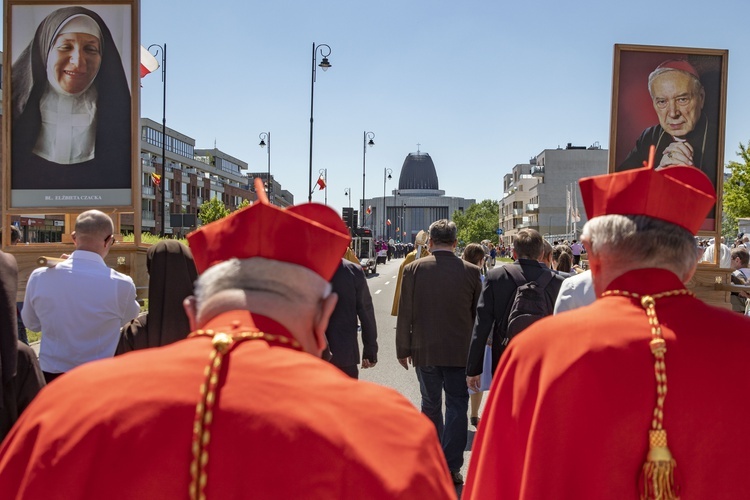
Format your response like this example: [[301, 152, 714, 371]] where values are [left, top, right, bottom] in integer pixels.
[[362, 131, 375, 227], [148, 43, 167, 237], [308, 43, 332, 202], [259, 132, 271, 204]]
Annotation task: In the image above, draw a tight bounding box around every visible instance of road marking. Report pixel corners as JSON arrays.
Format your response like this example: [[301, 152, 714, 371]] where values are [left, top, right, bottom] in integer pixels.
[[375, 290, 382, 294], [384, 281, 390, 285]]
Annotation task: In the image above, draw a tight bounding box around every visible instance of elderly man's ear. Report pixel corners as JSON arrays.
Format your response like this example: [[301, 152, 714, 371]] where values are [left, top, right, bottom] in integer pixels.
[[312, 293, 338, 354], [183, 296, 198, 332]]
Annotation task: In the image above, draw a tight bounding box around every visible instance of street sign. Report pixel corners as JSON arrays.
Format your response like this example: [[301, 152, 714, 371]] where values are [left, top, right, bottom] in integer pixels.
[[496, 228, 504, 235]]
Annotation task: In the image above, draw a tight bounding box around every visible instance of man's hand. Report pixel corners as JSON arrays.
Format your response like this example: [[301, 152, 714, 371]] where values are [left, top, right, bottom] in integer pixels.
[[467, 375, 481, 392], [657, 140, 694, 169], [398, 357, 412, 370], [361, 359, 377, 369]]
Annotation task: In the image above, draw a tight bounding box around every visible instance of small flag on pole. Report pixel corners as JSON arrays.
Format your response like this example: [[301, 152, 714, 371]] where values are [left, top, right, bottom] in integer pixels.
[[317, 176, 327, 190], [366, 206, 372, 215], [140, 45, 160, 78], [151, 173, 162, 187], [386, 219, 391, 226]]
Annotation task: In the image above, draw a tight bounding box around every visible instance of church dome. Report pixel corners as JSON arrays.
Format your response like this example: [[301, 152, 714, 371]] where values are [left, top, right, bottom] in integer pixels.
[[398, 152, 439, 190]]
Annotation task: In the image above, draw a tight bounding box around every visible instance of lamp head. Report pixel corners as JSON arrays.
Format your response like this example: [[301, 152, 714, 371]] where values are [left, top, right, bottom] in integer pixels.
[[319, 57, 331, 71]]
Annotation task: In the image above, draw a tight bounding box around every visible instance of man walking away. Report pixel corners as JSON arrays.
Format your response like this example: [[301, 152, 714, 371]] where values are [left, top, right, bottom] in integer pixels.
[[396, 219, 481, 485]]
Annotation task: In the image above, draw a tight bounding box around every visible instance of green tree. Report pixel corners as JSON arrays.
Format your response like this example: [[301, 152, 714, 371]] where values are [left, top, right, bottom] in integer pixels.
[[452, 199, 499, 245], [235, 199, 251, 211], [723, 141, 750, 238], [198, 197, 230, 225]]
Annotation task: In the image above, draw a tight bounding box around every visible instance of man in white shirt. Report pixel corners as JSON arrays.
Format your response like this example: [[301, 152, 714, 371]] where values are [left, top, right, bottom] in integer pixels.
[[22, 210, 140, 383], [553, 270, 596, 314]]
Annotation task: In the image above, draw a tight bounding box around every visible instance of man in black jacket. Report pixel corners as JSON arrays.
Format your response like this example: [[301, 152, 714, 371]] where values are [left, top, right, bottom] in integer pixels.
[[325, 258, 378, 378], [466, 229, 564, 392]]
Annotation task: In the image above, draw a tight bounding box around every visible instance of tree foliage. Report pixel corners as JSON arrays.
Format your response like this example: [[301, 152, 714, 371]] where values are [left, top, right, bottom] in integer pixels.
[[452, 199, 499, 245], [235, 199, 251, 211], [723, 141, 750, 237], [198, 197, 230, 225]]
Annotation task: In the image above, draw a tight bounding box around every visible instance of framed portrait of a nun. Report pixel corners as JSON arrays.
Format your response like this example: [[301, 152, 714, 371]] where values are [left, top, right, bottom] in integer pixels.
[[4, 1, 138, 209]]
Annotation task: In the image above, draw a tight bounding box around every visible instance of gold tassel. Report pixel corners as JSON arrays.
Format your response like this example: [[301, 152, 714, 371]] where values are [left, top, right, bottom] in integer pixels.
[[639, 429, 680, 500]]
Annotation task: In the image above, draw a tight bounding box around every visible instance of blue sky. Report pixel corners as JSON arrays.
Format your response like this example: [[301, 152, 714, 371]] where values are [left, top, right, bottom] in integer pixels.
[[6, 0, 750, 213]]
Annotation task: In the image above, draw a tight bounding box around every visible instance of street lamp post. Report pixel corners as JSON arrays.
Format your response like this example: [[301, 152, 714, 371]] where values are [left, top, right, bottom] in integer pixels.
[[362, 131, 375, 227], [344, 188, 351, 208], [383, 168, 392, 239], [259, 132, 271, 204], [319, 169, 328, 205], [308, 43, 332, 202], [403, 202, 407, 242], [148, 43, 167, 237]]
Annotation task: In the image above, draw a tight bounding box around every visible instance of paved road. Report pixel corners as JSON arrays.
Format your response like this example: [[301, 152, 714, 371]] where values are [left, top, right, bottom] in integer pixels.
[[357, 256, 490, 496]]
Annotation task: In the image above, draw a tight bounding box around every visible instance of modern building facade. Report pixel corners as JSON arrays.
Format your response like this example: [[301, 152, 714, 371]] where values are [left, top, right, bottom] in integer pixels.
[[500, 143, 608, 245], [363, 151, 475, 242]]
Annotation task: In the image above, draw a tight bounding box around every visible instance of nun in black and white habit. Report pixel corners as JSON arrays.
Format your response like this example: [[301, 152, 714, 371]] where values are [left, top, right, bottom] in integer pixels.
[[11, 6, 131, 191]]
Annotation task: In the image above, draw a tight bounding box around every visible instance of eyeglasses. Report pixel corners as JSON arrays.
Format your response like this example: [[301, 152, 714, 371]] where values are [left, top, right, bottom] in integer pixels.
[[105, 234, 116, 246]]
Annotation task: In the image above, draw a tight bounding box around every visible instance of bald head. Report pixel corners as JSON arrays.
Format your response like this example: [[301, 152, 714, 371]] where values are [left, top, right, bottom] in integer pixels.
[[72, 210, 114, 255]]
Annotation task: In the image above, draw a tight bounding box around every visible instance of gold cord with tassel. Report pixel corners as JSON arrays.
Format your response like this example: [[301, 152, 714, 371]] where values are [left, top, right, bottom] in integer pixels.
[[187, 329, 301, 500], [602, 288, 693, 500]]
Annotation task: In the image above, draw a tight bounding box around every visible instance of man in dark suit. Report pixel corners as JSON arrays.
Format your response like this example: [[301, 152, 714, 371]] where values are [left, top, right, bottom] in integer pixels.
[[396, 219, 482, 485], [325, 258, 378, 378], [466, 228, 564, 392]]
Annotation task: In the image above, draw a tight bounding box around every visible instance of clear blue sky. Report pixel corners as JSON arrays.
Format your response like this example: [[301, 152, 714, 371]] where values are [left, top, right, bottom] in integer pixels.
[[6, 0, 750, 213]]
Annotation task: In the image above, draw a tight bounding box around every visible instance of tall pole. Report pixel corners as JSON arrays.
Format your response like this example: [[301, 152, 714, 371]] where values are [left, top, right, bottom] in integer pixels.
[[259, 132, 271, 204], [383, 168, 392, 240], [319, 169, 328, 205], [308, 43, 331, 202], [149, 44, 167, 237], [362, 131, 375, 227], [345, 188, 351, 208]]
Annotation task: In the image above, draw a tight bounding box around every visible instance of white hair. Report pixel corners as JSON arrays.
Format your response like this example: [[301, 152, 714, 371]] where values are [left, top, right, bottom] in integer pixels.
[[194, 258, 332, 309], [582, 215, 700, 278]]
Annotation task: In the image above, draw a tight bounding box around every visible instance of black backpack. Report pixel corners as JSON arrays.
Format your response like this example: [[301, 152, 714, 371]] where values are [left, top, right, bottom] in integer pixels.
[[500, 265, 555, 346]]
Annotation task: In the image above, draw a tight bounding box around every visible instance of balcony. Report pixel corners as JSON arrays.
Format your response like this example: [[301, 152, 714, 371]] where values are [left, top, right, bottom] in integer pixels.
[[526, 203, 539, 213], [184, 167, 198, 175], [142, 186, 155, 196], [513, 208, 524, 216], [531, 165, 545, 177], [142, 210, 154, 221]]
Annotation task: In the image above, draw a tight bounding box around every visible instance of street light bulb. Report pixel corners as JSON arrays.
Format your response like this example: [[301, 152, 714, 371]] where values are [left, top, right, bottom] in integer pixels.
[[368, 139, 375, 147], [259, 140, 266, 148], [319, 57, 331, 71], [388, 174, 392, 180]]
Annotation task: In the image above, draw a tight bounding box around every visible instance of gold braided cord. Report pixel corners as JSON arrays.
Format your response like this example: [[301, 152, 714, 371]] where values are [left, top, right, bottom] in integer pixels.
[[602, 288, 692, 500], [187, 329, 302, 500]]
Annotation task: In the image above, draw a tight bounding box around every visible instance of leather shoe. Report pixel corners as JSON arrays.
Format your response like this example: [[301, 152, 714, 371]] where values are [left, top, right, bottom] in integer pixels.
[[450, 470, 464, 485]]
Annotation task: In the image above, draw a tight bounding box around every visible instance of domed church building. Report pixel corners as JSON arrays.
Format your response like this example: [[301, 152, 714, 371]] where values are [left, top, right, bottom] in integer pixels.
[[363, 149, 474, 243]]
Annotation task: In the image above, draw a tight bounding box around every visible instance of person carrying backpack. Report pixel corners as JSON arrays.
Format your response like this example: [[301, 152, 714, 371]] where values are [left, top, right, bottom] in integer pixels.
[[466, 229, 564, 391]]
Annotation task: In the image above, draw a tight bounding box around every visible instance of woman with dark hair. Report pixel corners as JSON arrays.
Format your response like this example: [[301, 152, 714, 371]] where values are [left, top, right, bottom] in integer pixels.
[[555, 252, 573, 274], [11, 6, 131, 190], [116, 241, 198, 355]]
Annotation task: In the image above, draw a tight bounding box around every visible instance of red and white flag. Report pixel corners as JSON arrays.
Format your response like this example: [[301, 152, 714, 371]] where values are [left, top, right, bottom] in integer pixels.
[[386, 219, 391, 226], [140, 45, 160, 78], [316, 176, 327, 190]]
